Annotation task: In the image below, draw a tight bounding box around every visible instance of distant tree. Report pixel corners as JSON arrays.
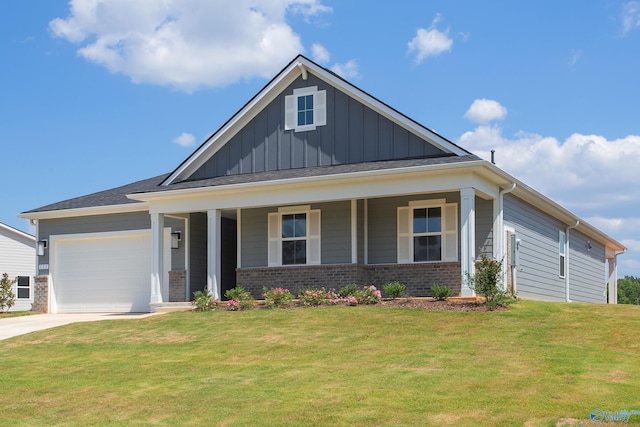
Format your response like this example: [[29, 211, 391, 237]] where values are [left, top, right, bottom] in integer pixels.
[[0, 273, 16, 312], [618, 276, 640, 305]]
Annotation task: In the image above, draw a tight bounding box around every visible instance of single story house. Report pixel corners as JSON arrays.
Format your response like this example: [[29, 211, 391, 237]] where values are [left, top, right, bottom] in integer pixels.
[[20, 55, 625, 313], [0, 222, 36, 311]]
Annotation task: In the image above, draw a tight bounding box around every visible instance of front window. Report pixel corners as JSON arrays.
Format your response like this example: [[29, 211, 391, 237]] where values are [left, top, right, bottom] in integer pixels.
[[282, 213, 307, 265], [413, 207, 442, 262]]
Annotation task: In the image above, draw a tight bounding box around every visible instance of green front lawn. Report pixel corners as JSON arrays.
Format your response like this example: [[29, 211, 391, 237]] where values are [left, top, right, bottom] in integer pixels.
[[1, 301, 639, 426]]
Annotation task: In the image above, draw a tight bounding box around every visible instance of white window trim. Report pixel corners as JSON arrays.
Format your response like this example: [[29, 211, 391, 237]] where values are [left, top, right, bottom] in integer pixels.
[[14, 276, 33, 301], [559, 230, 566, 278], [398, 200, 458, 264], [268, 207, 321, 267], [284, 86, 327, 132]]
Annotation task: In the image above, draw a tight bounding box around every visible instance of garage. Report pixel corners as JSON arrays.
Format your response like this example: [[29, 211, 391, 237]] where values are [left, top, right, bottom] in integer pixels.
[[50, 230, 167, 313]]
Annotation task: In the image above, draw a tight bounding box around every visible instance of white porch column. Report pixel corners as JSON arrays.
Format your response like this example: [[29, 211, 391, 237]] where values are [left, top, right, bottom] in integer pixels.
[[150, 213, 164, 304], [207, 209, 222, 300], [460, 188, 476, 297], [351, 199, 358, 264], [608, 256, 618, 304]]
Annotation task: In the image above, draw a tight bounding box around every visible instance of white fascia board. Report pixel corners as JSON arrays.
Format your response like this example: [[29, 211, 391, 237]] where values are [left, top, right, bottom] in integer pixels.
[[0, 222, 35, 243], [163, 62, 303, 186], [17, 203, 149, 221]]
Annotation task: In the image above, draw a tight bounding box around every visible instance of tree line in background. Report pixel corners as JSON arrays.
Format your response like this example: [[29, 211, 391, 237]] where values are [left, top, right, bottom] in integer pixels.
[[618, 276, 640, 305]]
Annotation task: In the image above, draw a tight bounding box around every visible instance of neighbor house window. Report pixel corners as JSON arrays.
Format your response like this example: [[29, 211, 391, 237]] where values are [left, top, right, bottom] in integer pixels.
[[284, 86, 327, 132], [16, 276, 30, 299], [268, 206, 321, 266], [559, 231, 566, 278], [398, 200, 458, 263]]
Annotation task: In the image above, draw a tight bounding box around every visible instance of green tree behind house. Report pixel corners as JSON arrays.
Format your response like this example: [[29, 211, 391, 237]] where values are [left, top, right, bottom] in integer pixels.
[[618, 276, 640, 305]]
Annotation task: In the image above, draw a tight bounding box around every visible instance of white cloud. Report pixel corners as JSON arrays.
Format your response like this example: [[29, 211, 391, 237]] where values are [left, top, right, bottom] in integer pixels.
[[49, 0, 331, 91], [407, 14, 453, 64], [312, 43, 330, 64], [622, 1, 640, 34], [173, 132, 196, 147], [568, 49, 583, 66], [464, 99, 507, 124], [331, 59, 359, 79]]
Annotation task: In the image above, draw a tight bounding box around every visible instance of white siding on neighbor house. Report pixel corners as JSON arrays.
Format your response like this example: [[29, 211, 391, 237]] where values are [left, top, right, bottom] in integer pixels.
[[0, 226, 35, 311]]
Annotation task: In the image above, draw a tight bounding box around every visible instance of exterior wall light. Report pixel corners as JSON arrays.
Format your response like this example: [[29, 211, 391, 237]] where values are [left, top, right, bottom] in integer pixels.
[[37, 240, 47, 256], [171, 232, 181, 249]]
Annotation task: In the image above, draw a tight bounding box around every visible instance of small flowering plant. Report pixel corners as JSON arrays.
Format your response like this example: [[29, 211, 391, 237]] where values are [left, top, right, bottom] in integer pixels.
[[263, 287, 294, 308], [355, 285, 382, 305], [224, 286, 255, 310], [192, 290, 220, 312], [297, 288, 331, 306], [226, 299, 241, 311]]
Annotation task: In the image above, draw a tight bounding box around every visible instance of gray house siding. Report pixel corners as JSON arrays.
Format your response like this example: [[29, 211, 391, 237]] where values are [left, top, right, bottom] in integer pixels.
[[367, 193, 461, 264], [38, 212, 151, 270], [504, 194, 567, 302], [568, 230, 606, 303], [475, 197, 493, 257], [241, 207, 270, 268], [188, 213, 207, 296], [189, 73, 448, 181]]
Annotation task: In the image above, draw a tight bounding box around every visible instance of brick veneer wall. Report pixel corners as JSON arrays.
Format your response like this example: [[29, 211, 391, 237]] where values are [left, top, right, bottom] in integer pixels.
[[32, 275, 49, 313], [236, 262, 461, 299], [169, 270, 187, 302]]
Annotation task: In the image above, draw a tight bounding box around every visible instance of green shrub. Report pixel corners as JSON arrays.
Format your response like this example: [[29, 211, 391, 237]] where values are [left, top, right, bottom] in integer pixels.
[[431, 284, 452, 301], [298, 288, 334, 306], [338, 284, 360, 298], [383, 281, 406, 299], [224, 286, 255, 310], [263, 287, 294, 308], [192, 289, 219, 311], [0, 273, 16, 313], [466, 254, 515, 310]]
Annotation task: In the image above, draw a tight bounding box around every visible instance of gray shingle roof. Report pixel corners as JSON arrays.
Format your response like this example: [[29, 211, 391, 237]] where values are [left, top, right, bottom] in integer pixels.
[[24, 155, 482, 213]]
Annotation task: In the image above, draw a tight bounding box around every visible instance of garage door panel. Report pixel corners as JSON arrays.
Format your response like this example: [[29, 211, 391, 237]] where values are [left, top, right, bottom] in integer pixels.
[[53, 231, 153, 313]]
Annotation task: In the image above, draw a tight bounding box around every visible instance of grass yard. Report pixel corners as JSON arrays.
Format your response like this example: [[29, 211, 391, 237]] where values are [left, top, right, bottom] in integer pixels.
[[0, 300, 639, 426]]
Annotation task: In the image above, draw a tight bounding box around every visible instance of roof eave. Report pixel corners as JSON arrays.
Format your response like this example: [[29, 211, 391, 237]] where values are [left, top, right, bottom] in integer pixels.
[[18, 202, 149, 221]]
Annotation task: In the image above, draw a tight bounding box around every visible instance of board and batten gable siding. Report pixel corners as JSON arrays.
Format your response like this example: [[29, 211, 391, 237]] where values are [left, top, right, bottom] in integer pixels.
[[504, 194, 568, 302], [0, 230, 35, 280], [240, 201, 352, 268], [567, 230, 606, 303], [367, 193, 460, 264], [188, 73, 448, 181], [37, 212, 151, 271]]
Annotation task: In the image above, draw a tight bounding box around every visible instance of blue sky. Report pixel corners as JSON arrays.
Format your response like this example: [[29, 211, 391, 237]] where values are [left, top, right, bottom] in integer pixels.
[[1, 1, 639, 276]]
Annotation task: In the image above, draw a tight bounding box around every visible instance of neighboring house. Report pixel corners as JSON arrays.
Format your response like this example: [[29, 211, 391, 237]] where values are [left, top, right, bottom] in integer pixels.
[[0, 222, 35, 311], [20, 55, 625, 313]]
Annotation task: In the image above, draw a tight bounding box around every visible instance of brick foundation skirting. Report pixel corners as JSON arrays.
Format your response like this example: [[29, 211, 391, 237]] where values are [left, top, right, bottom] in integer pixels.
[[32, 276, 49, 313], [236, 263, 461, 299], [169, 270, 187, 302]]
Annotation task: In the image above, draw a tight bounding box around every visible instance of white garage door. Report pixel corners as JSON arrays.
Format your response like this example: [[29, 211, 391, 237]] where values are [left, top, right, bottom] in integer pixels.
[[51, 230, 165, 313]]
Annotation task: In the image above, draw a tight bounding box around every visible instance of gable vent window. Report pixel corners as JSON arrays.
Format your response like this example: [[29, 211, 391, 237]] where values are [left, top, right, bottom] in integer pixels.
[[285, 86, 326, 132]]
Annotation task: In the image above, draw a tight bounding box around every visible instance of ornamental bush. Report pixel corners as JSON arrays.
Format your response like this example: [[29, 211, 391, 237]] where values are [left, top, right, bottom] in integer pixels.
[[431, 284, 452, 301], [0, 273, 16, 313], [338, 284, 360, 298], [263, 287, 294, 308], [354, 285, 382, 305], [466, 254, 515, 310], [382, 281, 406, 299], [224, 286, 255, 310], [192, 289, 219, 311], [297, 288, 330, 306]]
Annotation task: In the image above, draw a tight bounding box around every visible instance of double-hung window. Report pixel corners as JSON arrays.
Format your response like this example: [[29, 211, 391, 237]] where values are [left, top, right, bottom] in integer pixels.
[[559, 231, 566, 278], [397, 200, 458, 263], [16, 276, 30, 299], [268, 206, 321, 266], [284, 86, 327, 132]]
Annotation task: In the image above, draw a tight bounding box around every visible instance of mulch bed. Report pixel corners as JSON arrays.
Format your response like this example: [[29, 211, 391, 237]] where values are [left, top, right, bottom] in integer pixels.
[[379, 298, 509, 312]]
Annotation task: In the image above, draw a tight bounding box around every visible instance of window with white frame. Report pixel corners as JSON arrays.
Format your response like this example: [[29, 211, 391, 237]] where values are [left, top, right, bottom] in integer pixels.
[[397, 200, 458, 263], [284, 86, 327, 132], [268, 206, 321, 266], [16, 276, 30, 299], [559, 231, 566, 278]]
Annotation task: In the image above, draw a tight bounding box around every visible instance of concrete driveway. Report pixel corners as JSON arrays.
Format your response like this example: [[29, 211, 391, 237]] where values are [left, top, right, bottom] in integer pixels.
[[0, 313, 157, 341]]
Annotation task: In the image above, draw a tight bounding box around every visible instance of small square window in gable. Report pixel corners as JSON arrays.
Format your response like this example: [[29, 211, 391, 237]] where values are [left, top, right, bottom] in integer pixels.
[[285, 86, 326, 132]]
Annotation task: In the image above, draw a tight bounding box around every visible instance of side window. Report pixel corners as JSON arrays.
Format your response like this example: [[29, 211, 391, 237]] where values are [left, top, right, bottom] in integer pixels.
[[559, 231, 566, 278], [268, 207, 321, 266], [284, 86, 327, 132], [16, 276, 30, 299]]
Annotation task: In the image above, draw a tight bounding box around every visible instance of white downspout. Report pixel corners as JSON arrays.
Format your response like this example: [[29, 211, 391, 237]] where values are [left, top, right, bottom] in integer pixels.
[[565, 220, 579, 302]]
